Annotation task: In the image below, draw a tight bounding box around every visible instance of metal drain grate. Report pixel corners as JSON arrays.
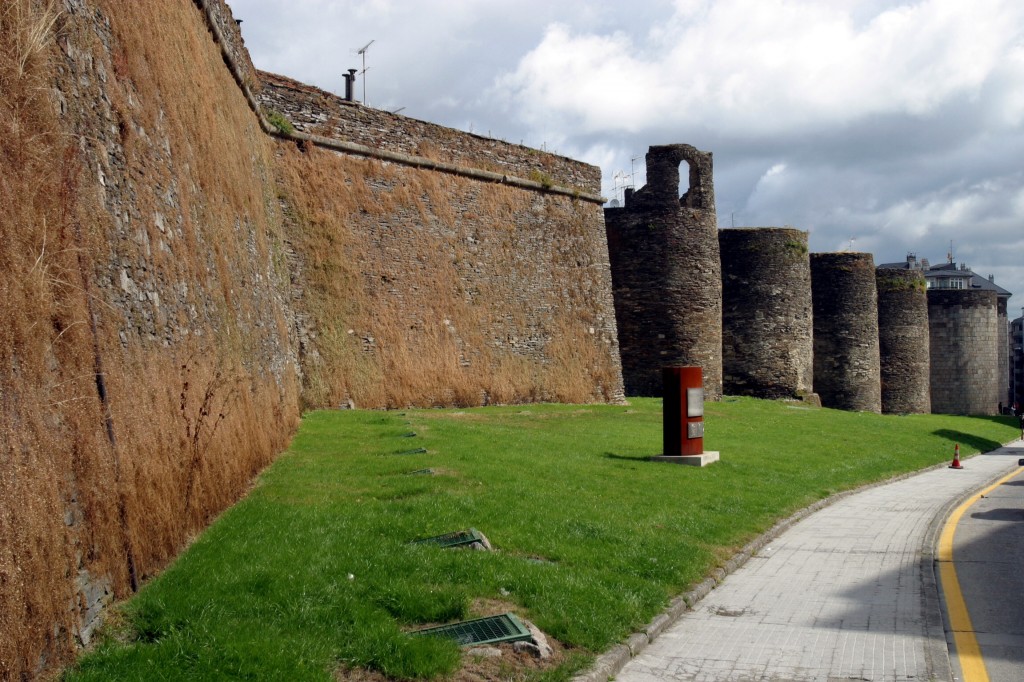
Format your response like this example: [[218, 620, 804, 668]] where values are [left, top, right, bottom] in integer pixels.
[[412, 613, 532, 646], [396, 447, 427, 455], [412, 528, 484, 548], [406, 468, 434, 475]]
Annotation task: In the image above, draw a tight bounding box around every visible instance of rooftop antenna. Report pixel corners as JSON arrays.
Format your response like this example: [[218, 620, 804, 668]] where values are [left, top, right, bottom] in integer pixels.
[[355, 39, 374, 105], [612, 170, 630, 204], [630, 155, 641, 188]]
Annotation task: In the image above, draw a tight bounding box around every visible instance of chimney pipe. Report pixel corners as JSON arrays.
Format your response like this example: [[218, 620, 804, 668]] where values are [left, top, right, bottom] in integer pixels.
[[344, 69, 357, 102]]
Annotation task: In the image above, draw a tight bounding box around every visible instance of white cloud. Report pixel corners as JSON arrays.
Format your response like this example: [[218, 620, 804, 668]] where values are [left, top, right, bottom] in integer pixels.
[[495, 0, 1024, 135]]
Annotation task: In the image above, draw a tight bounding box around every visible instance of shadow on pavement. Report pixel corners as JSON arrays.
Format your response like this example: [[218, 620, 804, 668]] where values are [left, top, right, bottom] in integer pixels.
[[828, 468, 1024, 678]]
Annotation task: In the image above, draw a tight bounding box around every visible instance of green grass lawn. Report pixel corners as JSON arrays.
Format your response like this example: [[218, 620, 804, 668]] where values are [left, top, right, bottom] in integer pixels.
[[67, 398, 1021, 681]]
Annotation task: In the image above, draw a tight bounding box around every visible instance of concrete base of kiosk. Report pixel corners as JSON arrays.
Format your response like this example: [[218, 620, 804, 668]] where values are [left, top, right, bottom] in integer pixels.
[[650, 451, 720, 467]]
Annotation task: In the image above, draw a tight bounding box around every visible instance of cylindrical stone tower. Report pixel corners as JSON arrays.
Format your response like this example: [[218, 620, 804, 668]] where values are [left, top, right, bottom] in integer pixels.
[[876, 268, 931, 413], [998, 297, 1009, 405], [605, 144, 722, 399], [810, 252, 882, 412], [928, 289, 999, 415], [719, 227, 814, 400]]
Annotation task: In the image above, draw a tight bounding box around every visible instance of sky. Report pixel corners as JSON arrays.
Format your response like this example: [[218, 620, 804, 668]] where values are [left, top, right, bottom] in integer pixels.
[[229, 0, 1024, 313]]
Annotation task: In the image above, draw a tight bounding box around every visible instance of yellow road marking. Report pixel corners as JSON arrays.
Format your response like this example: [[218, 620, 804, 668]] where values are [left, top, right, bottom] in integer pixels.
[[938, 465, 1024, 682]]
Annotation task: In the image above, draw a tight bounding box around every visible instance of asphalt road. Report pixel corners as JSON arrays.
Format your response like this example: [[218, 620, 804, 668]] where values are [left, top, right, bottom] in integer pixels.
[[948, 459, 1024, 682]]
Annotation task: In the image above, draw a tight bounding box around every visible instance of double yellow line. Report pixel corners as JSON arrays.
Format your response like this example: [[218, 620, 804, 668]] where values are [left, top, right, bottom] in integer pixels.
[[937, 465, 1024, 682]]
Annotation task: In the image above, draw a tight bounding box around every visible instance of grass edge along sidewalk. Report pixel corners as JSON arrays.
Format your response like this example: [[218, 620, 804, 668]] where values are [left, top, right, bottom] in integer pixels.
[[66, 398, 1021, 681]]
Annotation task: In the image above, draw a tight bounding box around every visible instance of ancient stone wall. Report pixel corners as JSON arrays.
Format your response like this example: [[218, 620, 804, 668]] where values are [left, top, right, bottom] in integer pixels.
[[810, 253, 882, 412], [1012, 316, 1024, 408], [876, 269, 931, 413], [998, 297, 1009, 405], [719, 228, 814, 400], [928, 289, 999, 415], [2, 0, 301, 676], [274, 143, 625, 408], [259, 72, 599, 195], [198, 0, 257, 86], [1, 0, 624, 676], [604, 145, 722, 399], [264, 75, 623, 408]]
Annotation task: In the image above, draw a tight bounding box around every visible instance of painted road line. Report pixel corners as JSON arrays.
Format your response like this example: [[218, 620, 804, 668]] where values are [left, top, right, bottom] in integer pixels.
[[937, 466, 1024, 682]]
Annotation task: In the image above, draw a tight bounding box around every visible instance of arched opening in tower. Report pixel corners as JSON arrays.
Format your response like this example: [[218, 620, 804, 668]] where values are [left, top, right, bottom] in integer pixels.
[[678, 160, 692, 202]]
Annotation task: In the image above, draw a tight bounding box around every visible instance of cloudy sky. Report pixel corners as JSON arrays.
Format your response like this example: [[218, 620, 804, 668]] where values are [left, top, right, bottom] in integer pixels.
[[230, 0, 1024, 311]]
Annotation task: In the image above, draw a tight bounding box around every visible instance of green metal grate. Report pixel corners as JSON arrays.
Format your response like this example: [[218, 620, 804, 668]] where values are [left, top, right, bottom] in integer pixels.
[[412, 528, 484, 548], [406, 468, 434, 475], [412, 613, 532, 646]]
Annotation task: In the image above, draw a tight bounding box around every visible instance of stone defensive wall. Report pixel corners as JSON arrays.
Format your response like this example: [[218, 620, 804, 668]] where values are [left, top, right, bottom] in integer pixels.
[[928, 289, 1000, 415], [258, 71, 601, 198], [810, 253, 882, 412], [719, 228, 814, 400], [1, 0, 623, 676], [998, 297, 1009, 405], [259, 73, 624, 409], [604, 145, 723, 399], [875, 269, 931, 414]]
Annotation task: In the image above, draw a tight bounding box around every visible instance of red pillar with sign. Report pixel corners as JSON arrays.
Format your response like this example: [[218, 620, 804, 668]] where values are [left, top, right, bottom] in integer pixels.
[[655, 367, 719, 466], [663, 366, 704, 456]]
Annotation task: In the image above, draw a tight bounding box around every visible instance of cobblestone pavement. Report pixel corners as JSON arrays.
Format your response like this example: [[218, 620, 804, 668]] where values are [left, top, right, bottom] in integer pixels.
[[616, 441, 1024, 682]]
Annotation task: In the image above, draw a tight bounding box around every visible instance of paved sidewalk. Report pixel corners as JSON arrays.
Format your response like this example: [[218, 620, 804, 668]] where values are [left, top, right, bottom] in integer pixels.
[[616, 441, 1024, 682]]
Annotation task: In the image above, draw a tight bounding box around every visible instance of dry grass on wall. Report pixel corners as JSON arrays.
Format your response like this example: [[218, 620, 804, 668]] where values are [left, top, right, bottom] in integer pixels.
[[3, 0, 300, 677], [1, 1, 120, 674], [86, 0, 302, 553], [275, 142, 621, 409]]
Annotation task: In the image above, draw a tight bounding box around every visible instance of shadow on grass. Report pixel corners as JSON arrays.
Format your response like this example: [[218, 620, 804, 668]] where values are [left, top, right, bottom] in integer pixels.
[[931, 429, 1003, 454], [603, 452, 656, 462]]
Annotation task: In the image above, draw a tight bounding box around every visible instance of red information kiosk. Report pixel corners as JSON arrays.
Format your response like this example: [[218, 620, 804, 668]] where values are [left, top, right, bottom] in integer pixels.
[[653, 366, 720, 467]]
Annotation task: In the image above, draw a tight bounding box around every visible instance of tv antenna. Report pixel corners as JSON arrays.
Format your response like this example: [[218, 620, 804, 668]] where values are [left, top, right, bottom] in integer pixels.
[[355, 39, 374, 104], [630, 155, 641, 188], [612, 170, 631, 204]]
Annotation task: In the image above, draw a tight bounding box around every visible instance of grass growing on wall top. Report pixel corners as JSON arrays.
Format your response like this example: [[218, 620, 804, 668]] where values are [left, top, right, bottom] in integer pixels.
[[68, 398, 1021, 681]]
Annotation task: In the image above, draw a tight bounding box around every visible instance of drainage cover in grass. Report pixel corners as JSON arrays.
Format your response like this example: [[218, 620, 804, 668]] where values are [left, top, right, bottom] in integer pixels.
[[412, 528, 486, 548], [411, 613, 532, 647], [396, 447, 427, 455], [401, 432, 417, 438], [406, 468, 434, 475]]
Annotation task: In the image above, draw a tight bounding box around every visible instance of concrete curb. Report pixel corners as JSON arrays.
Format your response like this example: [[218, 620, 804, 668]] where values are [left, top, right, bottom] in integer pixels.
[[571, 440, 1022, 682]]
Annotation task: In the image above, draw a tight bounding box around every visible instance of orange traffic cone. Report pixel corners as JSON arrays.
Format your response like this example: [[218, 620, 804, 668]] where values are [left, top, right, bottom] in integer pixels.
[[949, 443, 963, 469]]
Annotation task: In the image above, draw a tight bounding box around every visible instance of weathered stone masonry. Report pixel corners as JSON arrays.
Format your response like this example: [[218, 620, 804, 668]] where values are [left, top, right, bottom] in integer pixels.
[[720, 228, 814, 400], [5, 0, 627, 676], [604, 145, 723, 399], [928, 289, 999, 415], [875, 268, 931, 414], [811, 253, 882, 412], [259, 72, 625, 408]]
